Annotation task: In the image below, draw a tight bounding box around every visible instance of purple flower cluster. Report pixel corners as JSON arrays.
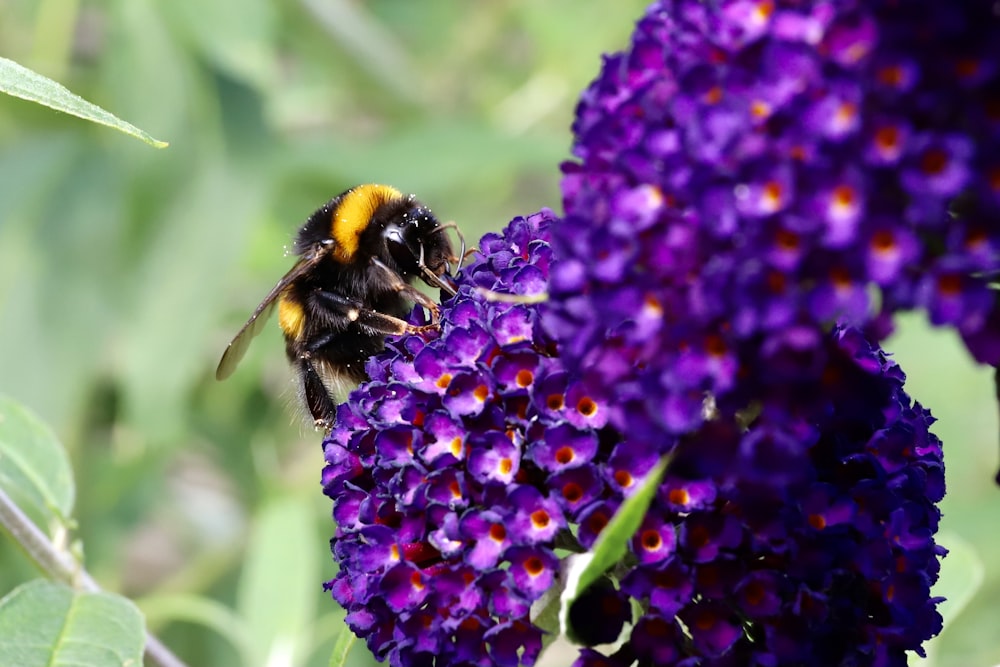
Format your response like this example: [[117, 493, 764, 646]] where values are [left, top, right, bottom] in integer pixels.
[[547, 0, 1000, 472], [573, 328, 946, 667], [319, 1, 973, 664], [323, 212, 562, 667], [323, 212, 945, 666]]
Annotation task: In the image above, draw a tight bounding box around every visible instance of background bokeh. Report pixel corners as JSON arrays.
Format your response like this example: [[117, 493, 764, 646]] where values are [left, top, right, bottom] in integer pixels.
[[0, 1, 997, 666]]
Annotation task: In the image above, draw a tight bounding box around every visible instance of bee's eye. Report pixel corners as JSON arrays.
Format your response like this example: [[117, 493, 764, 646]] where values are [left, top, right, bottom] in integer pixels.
[[385, 228, 404, 245], [385, 225, 420, 274]]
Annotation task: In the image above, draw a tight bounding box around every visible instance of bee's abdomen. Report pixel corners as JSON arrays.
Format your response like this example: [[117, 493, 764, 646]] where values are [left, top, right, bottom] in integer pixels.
[[277, 292, 306, 341]]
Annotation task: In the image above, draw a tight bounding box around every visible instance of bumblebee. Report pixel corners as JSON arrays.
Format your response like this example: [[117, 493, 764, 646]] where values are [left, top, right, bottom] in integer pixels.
[[216, 184, 461, 429]]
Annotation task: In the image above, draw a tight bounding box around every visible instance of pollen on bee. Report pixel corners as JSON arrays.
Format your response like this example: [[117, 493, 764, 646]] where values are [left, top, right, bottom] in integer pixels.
[[347, 309, 359, 321]]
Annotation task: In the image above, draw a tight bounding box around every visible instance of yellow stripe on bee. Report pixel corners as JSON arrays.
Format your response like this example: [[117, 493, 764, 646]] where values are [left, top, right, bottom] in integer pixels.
[[330, 184, 403, 263], [277, 293, 306, 340]]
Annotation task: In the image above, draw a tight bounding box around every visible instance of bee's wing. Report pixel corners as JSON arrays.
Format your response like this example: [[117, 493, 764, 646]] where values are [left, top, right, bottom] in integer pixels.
[[215, 249, 326, 381]]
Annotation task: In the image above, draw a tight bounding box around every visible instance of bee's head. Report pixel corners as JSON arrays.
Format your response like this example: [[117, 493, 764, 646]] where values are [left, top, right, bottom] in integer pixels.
[[382, 205, 459, 295]]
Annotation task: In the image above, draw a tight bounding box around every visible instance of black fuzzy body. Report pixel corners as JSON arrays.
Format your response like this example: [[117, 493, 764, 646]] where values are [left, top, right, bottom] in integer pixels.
[[278, 186, 454, 424]]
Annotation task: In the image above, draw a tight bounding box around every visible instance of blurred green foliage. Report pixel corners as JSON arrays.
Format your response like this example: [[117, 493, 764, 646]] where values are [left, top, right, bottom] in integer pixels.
[[0, 1, 997, 666], [0, 1, 649, 665]]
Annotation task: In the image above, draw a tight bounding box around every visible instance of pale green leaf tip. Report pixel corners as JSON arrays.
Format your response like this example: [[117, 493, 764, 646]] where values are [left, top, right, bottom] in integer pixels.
[[0, 56, 169, 149], [86, 117, 168, 148]]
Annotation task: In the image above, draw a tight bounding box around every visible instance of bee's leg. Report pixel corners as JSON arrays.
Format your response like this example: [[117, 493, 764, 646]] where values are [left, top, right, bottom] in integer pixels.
[[417, 263, 458, 300], [404, 230, 458, 298], [370, 259, 445, 322], [300, 355, 336, 431], [312, 289, 436, 336]]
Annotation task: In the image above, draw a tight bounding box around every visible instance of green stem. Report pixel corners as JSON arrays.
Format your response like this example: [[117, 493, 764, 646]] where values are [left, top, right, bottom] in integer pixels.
[[0, 485, 188, 667]]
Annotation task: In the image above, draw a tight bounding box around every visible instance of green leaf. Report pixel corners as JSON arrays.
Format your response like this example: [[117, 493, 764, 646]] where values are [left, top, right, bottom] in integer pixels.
[[328, 626, 357, 667], [530, 570, 566, 655], [0, 396, 74, 529], [556, 456, 669, 645], [0, 579, 145, 667], [237, 494, 320, 667], [532, 582, 564, 637], [0, 56, 168, 148], [572, 455, 670, 600]]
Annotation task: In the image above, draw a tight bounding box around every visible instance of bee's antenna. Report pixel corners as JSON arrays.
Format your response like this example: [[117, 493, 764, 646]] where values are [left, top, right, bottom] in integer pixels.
[[412, 239, 458, 297], [432, 222, 469, 271]]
